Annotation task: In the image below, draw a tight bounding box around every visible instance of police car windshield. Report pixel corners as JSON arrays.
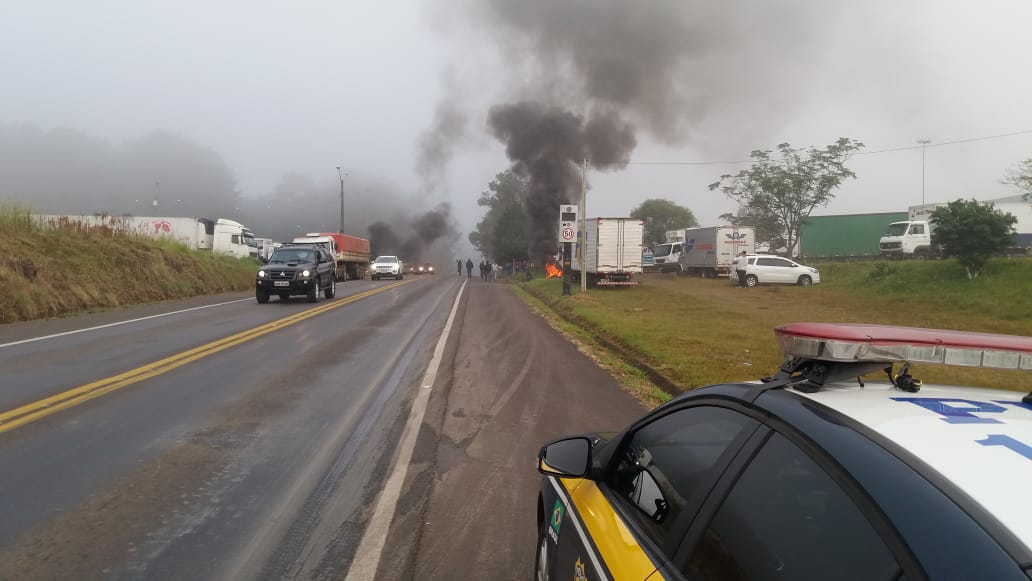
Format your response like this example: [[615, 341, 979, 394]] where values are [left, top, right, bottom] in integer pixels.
[[654, 244, 672, 257]]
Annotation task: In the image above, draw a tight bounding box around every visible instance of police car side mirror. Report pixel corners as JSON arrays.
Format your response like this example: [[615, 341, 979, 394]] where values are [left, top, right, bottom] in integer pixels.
[[538, 436, 592, 478]]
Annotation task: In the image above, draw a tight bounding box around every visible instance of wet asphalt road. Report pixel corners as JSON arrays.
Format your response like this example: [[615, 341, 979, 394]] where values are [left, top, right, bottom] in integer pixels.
[[0, 274, 646, 580]]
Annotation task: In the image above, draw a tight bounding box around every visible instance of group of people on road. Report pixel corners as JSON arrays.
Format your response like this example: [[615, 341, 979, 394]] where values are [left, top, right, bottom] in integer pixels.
[[456, 258, 498, 282]]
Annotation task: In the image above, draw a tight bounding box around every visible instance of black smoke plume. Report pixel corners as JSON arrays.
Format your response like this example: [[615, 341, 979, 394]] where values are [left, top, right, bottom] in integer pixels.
[[368, 203, 454, 261], [488, 103, 635, 255]]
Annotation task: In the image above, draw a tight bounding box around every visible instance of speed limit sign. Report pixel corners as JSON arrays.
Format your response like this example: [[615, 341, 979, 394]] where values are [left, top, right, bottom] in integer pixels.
[[560, 226, 575, 242]]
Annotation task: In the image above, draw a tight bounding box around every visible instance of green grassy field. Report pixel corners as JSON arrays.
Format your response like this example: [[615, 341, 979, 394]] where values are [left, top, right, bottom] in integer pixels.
[[522, 259, 1032, 392], [0, 208, 259, 323]]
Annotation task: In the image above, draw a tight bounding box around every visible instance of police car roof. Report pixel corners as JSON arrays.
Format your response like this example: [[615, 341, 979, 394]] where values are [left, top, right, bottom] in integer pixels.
[[795, 382, 1032, 552], [771, 323, 1032, 551]]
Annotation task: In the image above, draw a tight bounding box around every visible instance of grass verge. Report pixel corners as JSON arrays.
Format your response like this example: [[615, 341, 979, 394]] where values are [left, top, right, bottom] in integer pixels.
[[515, 260, 1032, 393], [0, 208, 259, 323]]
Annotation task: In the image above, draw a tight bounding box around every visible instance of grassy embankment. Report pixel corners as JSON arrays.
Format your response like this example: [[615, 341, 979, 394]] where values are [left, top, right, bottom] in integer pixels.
[[0, 208, 259, 324], [519, 259, 1032, 393]]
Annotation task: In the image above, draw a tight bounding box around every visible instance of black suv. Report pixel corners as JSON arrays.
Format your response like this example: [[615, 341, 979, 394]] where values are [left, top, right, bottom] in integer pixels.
[[255, 244, 336, 303]]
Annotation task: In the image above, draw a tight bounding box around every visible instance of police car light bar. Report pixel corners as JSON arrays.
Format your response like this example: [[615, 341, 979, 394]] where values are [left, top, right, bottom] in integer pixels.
[[774, 323, 1032, 371]]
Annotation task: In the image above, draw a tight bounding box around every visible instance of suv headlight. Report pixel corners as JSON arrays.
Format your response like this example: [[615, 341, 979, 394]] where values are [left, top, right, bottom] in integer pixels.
[[301, 269, 311, 277], [258, 270, 266, 278]]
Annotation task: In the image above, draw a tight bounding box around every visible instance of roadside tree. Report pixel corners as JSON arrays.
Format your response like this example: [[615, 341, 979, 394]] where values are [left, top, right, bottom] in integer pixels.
[[630, 198, 697, 248], [470, 169, 530, 261], [1001, 158, 1032, 200], [930, 199, 1017, 279], [708, 138, 864, 257]]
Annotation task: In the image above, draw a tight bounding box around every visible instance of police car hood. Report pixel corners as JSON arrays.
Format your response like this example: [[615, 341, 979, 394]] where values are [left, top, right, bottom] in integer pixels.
[[797, 382, 1032, 551]]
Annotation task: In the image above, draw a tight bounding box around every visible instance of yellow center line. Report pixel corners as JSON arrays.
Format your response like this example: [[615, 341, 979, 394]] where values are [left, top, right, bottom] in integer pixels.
[[0, 280, 414, 435]]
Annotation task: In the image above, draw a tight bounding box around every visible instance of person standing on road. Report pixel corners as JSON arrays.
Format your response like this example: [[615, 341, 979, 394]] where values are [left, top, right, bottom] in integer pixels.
[[466, 258, 474, 279], [457, 259, 462, 276], [734, 251, 748, 287]]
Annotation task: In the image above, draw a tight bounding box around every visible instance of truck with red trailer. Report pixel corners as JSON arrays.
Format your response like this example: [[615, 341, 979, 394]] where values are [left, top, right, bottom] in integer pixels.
[[292, 232, 371, 281]]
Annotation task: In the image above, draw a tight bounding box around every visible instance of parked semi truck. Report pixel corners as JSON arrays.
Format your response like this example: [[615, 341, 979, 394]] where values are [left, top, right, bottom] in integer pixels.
[[799, 212, 907, 259], [879, 197, 1032, 257], [292, 232, 371, 281], [34, 214, 256, 258], [570, 218, 644, 286], [675, 225, 756, 277]]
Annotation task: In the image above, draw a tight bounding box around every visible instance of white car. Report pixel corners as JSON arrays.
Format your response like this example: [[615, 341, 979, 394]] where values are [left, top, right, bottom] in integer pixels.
[[740, 254, 820, 287], [370, 255, 403, 280]]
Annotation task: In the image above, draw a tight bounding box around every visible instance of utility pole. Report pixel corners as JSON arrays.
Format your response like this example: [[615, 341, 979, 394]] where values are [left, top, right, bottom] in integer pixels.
[[580, 158, 587, 293], [917, 139, 931, 207], [336, 166, 346, 233]]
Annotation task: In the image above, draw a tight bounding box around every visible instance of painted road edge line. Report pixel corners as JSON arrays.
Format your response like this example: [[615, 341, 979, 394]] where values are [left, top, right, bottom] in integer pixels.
[[0, 297, 256, 349], [0, 281, 412, 435], [344, 278, 467, 581]]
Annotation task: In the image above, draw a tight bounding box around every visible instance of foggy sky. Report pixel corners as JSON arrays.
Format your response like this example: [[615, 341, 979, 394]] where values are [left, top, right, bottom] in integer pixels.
[[3, 0, 1032, 260]]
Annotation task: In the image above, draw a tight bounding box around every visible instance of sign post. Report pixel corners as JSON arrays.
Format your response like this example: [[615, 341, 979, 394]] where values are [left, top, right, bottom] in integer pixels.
[[558, 206, 578, 296]]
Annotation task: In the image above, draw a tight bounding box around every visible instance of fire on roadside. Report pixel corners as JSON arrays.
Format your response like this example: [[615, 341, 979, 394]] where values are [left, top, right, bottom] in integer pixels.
[[545, 262, 563, 278]]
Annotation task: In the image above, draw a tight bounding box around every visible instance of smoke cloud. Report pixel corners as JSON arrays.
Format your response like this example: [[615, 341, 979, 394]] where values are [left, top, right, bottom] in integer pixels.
[[487, 103, 635, 255], [368, 203, 454, 262], [424, 0, 882, 256]]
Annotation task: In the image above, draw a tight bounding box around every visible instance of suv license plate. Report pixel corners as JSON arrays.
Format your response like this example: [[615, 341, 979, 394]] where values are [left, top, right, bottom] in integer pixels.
[[274, 281, 289, 287]]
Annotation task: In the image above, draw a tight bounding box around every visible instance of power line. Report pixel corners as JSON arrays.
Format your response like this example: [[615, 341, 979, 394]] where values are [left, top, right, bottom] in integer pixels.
[[618, 128, 1032, 166]]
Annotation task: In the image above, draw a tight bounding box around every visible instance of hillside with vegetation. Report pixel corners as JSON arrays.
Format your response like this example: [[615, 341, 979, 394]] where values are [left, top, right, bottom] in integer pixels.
[[0, 209, 257, 324]]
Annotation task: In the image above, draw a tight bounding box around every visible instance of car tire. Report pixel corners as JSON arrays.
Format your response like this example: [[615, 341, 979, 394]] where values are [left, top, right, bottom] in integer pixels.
[[798, 275, 812, 286], [535, 530, 550, 581], [325, 277, 336, 298], [397, 274, 403, 280], [256, 289, 269, 304], [308, 280, 320, 303], [745, 274, 759, 287]]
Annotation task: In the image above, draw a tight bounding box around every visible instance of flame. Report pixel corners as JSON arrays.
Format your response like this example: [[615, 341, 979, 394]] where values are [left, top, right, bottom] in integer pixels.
[[545, 262, 563, 278]]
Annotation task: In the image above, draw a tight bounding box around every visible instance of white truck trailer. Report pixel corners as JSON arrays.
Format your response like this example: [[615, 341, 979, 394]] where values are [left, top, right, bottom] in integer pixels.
[[675, 225, 756, 277], [570, 218, 644, 286], [34, 214, 256, 258]]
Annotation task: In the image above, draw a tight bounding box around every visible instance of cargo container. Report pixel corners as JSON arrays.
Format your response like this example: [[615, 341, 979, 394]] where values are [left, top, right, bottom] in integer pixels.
[[570, 218, 644, 286], [800, 212, 907, 259], [675, 225, 755, 277], [292, 232, 371, 281]]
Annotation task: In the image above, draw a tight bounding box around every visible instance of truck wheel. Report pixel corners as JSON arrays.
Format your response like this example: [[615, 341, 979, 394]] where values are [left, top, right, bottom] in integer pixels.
[[308, 280, 320, 303], [797, 275, 812, 286], [745, 275, 759, 287], [325, 277, 336, 298], [256, 289, 269, 304]]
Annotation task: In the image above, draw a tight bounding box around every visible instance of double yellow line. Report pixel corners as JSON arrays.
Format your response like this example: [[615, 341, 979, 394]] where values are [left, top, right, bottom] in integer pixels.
[[0, 280, 411, 435]]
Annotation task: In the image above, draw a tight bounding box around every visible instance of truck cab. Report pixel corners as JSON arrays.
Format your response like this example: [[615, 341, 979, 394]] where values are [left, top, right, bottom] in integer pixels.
[[211, 219, 256, 259], [879, 220, 933, 257], [651, 241, 684, 273]]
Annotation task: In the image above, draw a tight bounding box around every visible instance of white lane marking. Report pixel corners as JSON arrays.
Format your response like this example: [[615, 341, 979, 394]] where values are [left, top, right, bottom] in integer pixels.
[[0, 298, 253, 349], [345, 278, 467, 581]]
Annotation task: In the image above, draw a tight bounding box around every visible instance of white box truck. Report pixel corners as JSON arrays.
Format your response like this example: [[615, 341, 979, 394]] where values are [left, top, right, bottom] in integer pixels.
[[570, 217, 644, 286], [676, 225, 756, 278]]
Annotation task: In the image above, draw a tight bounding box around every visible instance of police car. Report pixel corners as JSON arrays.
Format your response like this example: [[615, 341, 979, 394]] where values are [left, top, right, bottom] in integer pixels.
[[536, 323, 1032, 581]]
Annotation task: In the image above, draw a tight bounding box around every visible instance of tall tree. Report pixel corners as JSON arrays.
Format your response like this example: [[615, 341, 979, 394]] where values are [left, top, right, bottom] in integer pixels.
[[931, 199, 1017, 279], [630, 198, 697, 248], [470, 169, 530, 260], [708, 138, 864, 256], [1001, 158, 1032, 200]]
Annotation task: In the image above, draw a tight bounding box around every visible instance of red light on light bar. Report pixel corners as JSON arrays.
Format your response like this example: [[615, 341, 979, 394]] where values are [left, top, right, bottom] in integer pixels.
[[774, 323, 1032, 370]]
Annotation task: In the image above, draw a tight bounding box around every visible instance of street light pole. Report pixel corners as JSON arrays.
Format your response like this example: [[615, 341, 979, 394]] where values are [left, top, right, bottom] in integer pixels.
[[917, 139, 931, 207], [336, 166, 345, 233]]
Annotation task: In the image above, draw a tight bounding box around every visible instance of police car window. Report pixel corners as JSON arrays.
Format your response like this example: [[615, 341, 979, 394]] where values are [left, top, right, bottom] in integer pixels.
[[605, 406, 752, 552], [686, 433, 900, 581]]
